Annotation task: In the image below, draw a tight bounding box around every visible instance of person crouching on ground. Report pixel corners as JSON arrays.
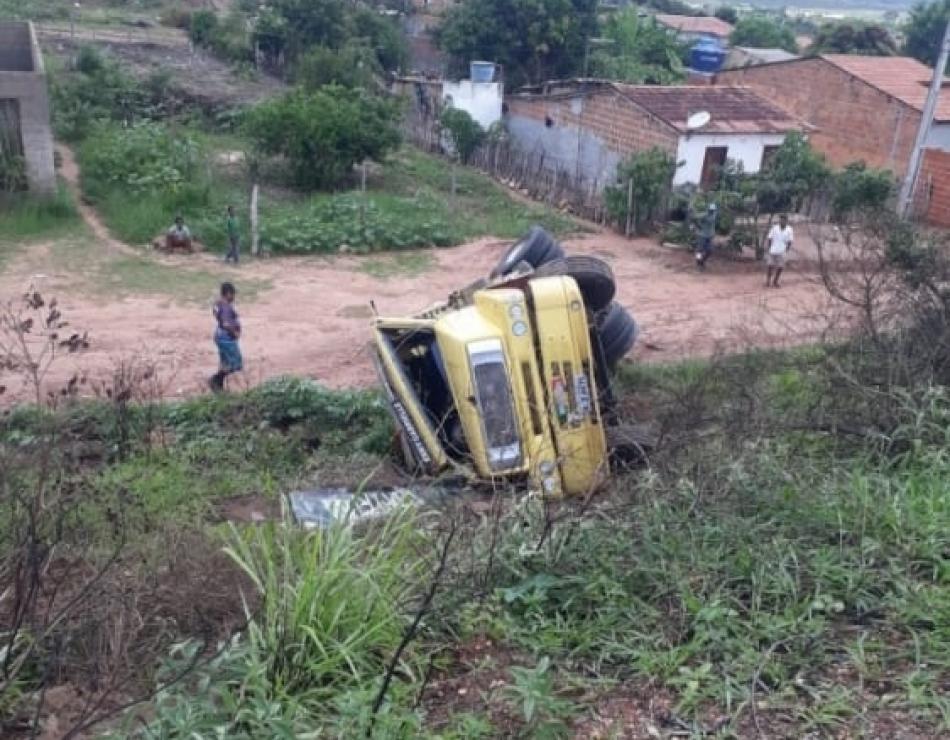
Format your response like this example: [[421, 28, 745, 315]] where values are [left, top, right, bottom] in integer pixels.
[[766, 214, 794, 288], [209, 282, 242, 392], [695, 203, 717, 271], [165, 215, 193, 252]]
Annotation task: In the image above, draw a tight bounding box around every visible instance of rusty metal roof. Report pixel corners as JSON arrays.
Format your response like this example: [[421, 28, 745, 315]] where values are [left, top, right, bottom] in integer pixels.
[[820, 55, 950, 122], [613, 84, 807, 134], [655, 14, 734, 39]]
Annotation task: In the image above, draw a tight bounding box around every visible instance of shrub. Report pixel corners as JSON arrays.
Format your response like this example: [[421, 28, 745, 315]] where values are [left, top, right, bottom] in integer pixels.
[[189, 9, 218, 46], [159, 5, 192, 30], [189, 11, 253, 63], [78, 122, 204, 202], [440, 107, 485, 164], [294, 43, 380, 90], [605, 147, 678, 234], [831, 162, 895, 222], [0, 185, 78, 242], [243, 87, 401, 190]]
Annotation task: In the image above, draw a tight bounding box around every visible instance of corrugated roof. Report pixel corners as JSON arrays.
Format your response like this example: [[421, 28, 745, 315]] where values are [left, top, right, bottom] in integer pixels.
[[655, 14, 734, 39], [613, 84, 806, 134], [735, 47, 799, 64], [820, 54, 950, 122]]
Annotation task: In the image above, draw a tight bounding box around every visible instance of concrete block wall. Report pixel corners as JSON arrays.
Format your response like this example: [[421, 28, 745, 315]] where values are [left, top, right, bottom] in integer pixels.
[[0, 22, 55, 195], [505, 88, 678, 191], [717, 58, 918, 177], [916, 148, 950, 228]]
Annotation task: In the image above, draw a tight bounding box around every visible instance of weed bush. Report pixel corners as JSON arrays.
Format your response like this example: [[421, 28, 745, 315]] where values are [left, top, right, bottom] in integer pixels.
[[124, 511, 429, 736], [0, 185, 79, 244]]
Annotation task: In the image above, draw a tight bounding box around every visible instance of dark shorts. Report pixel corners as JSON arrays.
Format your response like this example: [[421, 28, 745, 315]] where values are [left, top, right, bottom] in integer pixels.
[[215, 335, 243, 373]]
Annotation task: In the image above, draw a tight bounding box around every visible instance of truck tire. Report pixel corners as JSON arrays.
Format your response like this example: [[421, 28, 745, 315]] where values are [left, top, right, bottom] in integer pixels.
[[534, 255, 616, 312], [490, 226, 565, 278], [606, 422, 657, 467], [596, 302, 638, 369]]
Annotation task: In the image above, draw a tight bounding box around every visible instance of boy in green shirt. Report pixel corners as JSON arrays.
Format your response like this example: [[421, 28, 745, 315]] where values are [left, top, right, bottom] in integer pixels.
[[225, 205, 240, 264]]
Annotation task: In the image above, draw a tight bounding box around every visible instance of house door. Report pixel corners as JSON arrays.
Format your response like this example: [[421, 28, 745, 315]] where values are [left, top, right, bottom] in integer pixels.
[[700, 146, 728, 190]]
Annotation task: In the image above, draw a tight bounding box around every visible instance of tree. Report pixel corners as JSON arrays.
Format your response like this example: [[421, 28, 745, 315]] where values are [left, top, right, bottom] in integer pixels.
[[808, 22, 898, 56], [715, 5, 739, 25], [243, 87, 402, 190], [294, 44, 381, 90], [730, 16, 798, 53], [903, 0, 950, 68], [605, 147, 679, 234], [440, 107, 485, 164], [831, 163, 896, 223], [590, 10, 687, 85], [436, 0, 598, 89]]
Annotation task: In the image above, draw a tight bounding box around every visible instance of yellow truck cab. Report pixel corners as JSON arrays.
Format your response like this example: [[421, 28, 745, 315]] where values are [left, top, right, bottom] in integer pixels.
[[372, 227, 640, 497]]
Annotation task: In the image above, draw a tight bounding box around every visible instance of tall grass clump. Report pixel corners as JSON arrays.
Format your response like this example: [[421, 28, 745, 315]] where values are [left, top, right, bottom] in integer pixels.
[[127, 508, 431, 736], [0, 185, 79, 244]]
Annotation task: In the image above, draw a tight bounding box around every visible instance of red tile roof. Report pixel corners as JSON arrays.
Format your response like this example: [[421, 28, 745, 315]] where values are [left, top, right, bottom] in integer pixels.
[[655, 14, 734, 39], [614, 84, 806, 134], [821, 55, 950, 122]]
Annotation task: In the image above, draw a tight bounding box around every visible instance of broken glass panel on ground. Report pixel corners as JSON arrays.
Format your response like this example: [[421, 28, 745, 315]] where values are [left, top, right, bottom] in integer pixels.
[[287, 487, 425, 529]]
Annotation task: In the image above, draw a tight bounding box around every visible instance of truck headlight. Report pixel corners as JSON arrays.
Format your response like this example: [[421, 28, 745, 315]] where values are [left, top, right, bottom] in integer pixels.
[[543, 477, 558, 494], [512, 321, 528, 337], [539, 460, 555, 475], [509, 304, 524, 320]]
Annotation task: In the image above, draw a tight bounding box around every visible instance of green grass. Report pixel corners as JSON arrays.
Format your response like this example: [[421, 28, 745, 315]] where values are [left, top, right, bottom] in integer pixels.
[[0, 185, 81, 253]]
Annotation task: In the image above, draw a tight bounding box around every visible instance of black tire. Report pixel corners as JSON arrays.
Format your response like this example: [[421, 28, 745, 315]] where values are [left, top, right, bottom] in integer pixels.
[[596, 302, 638, 369], [606, 423, 657, 467], [534, 255, 616, 312], [490, 226, 565, 278]]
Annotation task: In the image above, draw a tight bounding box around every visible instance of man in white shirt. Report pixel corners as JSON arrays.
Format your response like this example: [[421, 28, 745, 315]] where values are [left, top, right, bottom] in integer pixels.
[[766, 214, 793, 288]]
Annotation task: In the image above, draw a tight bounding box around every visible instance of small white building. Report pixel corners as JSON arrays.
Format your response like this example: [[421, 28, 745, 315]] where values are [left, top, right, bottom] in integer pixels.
[[442, 79, 503, 130]]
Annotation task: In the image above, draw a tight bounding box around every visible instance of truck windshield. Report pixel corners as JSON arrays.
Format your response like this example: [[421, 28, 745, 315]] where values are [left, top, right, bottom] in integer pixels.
[[468, 341, 521, 471]]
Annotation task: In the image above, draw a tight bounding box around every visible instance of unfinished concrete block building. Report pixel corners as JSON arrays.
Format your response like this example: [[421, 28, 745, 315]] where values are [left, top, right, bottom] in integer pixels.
[[0, 21, 55, 195]]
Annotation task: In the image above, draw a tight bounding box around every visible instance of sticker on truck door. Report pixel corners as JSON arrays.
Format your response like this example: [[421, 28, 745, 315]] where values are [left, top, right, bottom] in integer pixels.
[[574, 372, 592, 418]]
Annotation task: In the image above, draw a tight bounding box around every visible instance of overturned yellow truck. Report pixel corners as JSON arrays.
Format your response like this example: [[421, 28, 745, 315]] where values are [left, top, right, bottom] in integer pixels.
[[372, 227, 644, 497]]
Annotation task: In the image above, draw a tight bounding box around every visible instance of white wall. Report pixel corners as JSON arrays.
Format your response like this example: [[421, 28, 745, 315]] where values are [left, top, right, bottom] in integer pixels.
[[926, 123, 950, 153], [674, 132, 788, 186], [442, 80, 503, 129]]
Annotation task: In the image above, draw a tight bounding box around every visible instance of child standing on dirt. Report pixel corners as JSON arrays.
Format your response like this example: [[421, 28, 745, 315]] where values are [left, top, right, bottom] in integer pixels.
[[209, 282, 242, 393], [225, 205, 240, 264]]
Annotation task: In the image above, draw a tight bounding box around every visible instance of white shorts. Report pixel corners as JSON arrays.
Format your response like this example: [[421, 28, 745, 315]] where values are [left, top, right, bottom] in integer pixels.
[[767, 252, 786, 267]]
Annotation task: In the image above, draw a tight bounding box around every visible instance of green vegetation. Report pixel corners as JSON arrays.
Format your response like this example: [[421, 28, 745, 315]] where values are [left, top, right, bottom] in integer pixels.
[[590, 9, 687, 85], [904, 0, 950, 69], [605, 147, 679, 234], [808, 21, 898, 56], [440, 107, 486, 165], [714, 5, 739, 24], [437, 0, 599, 88], [243, 87, 402, 190], [730, 15, 799, 53], [0, 186, 80, 250]]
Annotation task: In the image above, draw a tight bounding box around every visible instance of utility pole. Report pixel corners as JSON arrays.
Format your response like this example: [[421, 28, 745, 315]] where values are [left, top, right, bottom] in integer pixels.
[[899, 19, 950, 217]]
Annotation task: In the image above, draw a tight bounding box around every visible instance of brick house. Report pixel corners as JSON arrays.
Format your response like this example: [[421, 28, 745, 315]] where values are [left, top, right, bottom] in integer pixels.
[[716, 54, 950, 225], [504, 81, 805, 193]]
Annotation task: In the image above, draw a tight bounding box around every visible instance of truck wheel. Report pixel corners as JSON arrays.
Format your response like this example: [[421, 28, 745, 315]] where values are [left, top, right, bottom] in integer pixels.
[[596, 302, 638, 369], [606, 423, 657, 467], [534, 255, 616, 312], [490, 226, 564, 278]]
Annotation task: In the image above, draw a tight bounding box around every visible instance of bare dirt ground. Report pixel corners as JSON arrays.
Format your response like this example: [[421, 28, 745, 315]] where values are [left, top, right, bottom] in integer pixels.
[[0, 150, 848, 404]]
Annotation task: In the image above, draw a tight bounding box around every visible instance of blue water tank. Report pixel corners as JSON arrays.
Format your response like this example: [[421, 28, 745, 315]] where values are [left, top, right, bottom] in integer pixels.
[[470, 61, 496, 82], [689, 38, 726, 75]]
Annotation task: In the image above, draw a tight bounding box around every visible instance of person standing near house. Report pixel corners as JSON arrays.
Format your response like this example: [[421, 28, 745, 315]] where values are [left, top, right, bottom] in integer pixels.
[[209, 282, 242, 392], [765, 214, 794, 288], [225, 205, 240, 264], [695, 203, 717, 271]]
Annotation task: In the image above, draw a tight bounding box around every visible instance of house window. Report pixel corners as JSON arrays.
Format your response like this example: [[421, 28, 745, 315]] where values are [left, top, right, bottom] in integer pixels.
[[761, 145, 780, 170], [700, 146, 728, 190]]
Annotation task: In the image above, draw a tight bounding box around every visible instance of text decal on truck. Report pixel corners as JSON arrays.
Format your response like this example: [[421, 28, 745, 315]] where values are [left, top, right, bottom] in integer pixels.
[[392, 399, 431, 466]]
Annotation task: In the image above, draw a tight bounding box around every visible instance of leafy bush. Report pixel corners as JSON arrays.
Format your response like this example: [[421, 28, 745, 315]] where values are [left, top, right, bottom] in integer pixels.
[[605, 147, 679, 234], [440, 107, 485, 164], [294, 43, 381, 90], [262, 193, 455, 254], [189, 11, 253, 63], [831, 162, 895, 221], [730, 15, 798, 53], [78, 122, 204, 202], [243, 87, 401, 190]]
